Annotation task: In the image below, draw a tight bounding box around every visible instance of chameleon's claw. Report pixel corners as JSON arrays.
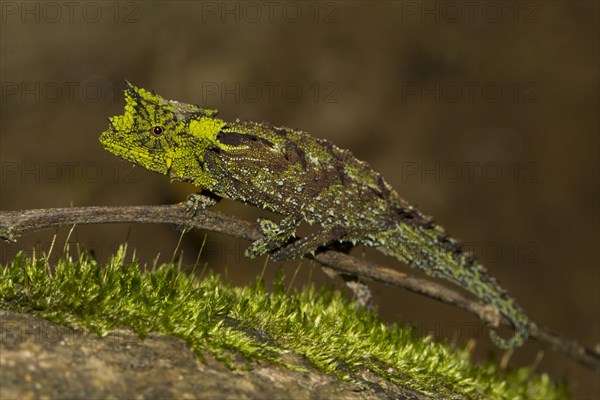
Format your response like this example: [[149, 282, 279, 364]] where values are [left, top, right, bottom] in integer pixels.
[[257, 218, 280, 233], [185, 192, 219, 218], [0, 227, 16, 243], [245, 240, 270, 260]]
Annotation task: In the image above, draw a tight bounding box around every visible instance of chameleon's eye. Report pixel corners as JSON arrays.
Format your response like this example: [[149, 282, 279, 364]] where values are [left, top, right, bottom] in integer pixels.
[[151, 126, 164, 136]]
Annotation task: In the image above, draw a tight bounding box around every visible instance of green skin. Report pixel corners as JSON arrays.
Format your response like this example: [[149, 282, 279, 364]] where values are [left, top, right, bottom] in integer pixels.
[[100, 83, 532, 349]]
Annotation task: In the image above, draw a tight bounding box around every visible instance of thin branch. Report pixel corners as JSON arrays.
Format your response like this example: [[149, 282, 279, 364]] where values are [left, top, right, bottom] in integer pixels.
[[1, 201, 598, 371]]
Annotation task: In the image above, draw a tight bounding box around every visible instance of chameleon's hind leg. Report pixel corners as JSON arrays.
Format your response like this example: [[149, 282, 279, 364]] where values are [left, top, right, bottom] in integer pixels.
[[266, 225, 374, 309], [270, 225, 347, 261], [245, 216, 299, 259], [273, 228, 374, 309]]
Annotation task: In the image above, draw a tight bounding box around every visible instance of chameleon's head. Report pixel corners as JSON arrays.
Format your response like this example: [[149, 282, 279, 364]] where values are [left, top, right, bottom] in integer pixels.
[[99, 82, 219, 178]]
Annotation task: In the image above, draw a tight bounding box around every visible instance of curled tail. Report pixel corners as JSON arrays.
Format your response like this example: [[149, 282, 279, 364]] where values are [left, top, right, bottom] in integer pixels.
[[374, 220, 531, 349], [488, 301, 531, 349]]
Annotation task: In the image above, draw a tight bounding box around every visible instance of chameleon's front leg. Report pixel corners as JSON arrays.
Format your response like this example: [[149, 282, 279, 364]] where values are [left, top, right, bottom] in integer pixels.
[[245, 216, 300, 259]]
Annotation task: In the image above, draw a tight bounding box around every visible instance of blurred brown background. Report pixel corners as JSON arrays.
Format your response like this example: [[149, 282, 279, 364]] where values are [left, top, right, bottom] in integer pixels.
[[1, 1, 598, 397]]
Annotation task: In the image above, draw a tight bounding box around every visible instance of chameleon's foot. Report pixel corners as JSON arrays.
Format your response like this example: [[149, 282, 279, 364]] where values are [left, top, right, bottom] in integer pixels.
[[0, 227, 16, 243], [185, 192, 220, 218], [245, 217, 298, 259]]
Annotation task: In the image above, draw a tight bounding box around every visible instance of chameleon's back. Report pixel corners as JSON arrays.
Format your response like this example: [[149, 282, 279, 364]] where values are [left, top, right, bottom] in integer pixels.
[[218, 121, 532, 348], [204, 120, 408, 231]]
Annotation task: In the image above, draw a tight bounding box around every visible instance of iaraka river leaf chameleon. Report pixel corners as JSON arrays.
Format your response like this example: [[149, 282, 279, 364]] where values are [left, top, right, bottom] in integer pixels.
[[100, 82, 533, 349]]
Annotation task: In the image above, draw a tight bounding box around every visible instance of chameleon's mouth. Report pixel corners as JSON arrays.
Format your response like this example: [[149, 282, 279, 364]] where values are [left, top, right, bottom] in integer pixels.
[[99, 132, 154, 166]]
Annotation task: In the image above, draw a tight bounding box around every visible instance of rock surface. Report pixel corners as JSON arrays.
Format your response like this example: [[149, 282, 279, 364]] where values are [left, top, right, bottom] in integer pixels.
[[1, 311, 427, 399]]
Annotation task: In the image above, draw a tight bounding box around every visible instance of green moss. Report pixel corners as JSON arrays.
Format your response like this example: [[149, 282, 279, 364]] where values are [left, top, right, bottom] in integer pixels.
[[0, 246, 567, 399]]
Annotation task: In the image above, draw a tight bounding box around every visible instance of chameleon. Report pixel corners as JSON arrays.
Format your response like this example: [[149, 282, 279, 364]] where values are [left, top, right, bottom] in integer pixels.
[[99, 82, 533, 349]]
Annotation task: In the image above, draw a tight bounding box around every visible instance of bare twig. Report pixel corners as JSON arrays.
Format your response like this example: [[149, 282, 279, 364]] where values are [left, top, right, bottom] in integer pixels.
[[1, 200, 598, 371]]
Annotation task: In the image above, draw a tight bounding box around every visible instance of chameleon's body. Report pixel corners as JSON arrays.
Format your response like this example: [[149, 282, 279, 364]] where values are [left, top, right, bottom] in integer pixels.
[[100, 83, 532, 349]]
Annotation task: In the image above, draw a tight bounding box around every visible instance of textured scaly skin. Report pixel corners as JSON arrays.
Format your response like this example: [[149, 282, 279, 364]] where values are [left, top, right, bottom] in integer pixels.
[[99, 83, 532, 348]]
